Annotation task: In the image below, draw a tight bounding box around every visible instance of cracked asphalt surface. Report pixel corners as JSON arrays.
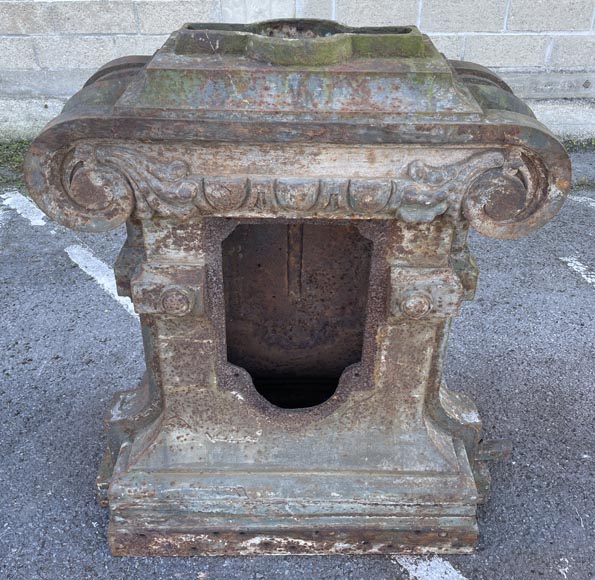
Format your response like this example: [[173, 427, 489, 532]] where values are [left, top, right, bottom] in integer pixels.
[[1, 151, 594, 580]]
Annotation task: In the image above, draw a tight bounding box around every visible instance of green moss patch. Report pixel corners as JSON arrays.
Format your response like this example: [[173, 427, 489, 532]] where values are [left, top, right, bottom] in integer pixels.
[[0, 139, 30, 187], [563, 138, 595, 152]]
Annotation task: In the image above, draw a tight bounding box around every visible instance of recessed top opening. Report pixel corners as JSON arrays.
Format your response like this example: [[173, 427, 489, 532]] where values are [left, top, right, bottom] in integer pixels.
[[177, 21, 424, 62], [184, 20, 414, 38], [253, 21, 343, 39]]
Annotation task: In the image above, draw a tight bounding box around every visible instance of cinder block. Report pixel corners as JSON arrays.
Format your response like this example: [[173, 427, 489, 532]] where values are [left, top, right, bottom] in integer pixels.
[[508, 0, 593, 32], [0, 1, 137, 35], [298, 0, 333, 20], [221, 0, 246, 23], [0, 38, 38, 70], [244, 0, 296, 22], [33, 34, 170, 71], [499, 70, 595, 98], [336, 0, 418, 27], [136, 0, 220, 33], [0, 69, 96, 99], [35, 36, 127, 70], [48, 1, 137, 34], [464, 34, 549, 68], [105, 34, 171, 59], [422, 0, 507, 32], [0, 97, 67, 140], [550, 36, 595, 69], [270, 0, 295, 19], [246, 2, 271, 22], [134, 34, 169, 54], [431, 35, 464, 60], [0, 3, 50, 35]]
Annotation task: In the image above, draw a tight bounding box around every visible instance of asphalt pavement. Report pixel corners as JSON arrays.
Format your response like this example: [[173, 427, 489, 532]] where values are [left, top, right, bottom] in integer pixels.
[[0, 151, 594, 580]]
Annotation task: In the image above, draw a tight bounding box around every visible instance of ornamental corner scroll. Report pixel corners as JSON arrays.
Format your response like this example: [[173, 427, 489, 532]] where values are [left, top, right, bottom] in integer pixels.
[[55, 143, 555, 238]]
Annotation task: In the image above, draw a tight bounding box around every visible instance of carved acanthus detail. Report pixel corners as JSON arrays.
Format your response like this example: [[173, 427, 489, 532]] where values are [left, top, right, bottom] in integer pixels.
[[56, 144, 560, 238], [393, 153, 504, 222], [94, 146, 204, 219]]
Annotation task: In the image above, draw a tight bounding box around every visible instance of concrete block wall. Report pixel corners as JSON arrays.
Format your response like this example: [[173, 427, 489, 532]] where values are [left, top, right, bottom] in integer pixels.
[[1, 0, 595, 138]]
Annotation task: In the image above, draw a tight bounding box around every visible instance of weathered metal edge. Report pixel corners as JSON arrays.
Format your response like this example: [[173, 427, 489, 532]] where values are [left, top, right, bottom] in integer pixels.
[[107, 523, 478, 556]]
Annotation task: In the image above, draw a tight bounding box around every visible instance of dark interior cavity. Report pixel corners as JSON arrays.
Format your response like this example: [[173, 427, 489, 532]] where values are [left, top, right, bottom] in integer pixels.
[[222, 222, 372, 409]]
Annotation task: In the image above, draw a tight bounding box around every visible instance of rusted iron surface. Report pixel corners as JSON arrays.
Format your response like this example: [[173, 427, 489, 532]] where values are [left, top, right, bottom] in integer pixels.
[[24, 20, 570, 556], [223, 222, 373, 407]]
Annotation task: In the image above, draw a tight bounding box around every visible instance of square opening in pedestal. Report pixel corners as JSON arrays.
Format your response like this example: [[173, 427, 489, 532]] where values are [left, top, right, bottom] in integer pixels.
[[222, 222, 372, 409]]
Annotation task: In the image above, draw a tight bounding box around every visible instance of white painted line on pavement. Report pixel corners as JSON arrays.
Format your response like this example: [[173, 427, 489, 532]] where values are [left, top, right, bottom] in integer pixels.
[[65, 244, 137, 317], [1, 189, 46, 226], [0, 189, 137, 317], [393, 555, 467, 580], [569, 195, 595, 210], [559, 256, 595, 290]]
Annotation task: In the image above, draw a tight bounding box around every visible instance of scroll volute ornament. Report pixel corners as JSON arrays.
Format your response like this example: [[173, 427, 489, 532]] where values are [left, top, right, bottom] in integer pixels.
[[65, 155, 133, 223], [23, 142, 134, 232], [462, 150, 567, 239]]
